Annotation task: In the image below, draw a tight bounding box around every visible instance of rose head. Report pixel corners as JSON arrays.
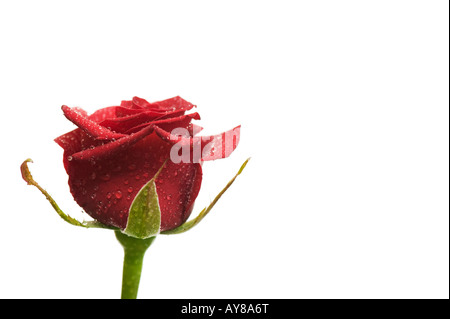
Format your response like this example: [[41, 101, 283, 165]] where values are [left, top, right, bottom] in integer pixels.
[[54, 96, 240, 232]]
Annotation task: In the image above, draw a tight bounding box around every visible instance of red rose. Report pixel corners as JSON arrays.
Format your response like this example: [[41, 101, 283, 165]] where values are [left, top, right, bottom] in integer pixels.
[[54, 96, 240, 232]]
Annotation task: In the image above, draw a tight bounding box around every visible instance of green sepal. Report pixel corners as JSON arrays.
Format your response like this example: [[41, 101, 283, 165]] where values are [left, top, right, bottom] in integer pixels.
[[20, 158, 117, 230], [161, 157, 250, 235], [122, 180, 161, 239], [121, 160, 166, 239]]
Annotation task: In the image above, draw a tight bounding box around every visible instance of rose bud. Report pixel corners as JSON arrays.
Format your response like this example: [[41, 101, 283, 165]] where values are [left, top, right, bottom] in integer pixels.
[[52, 96, 241, 237]]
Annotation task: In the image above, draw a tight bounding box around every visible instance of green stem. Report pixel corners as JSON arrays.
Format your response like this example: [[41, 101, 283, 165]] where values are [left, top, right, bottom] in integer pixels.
[[115, 230, 156, 299]]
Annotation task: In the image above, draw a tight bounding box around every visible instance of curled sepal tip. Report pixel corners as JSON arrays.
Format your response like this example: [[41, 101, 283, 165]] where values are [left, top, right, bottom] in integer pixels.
[[161, 157, 250, 235], [20, 159, 116, 230]]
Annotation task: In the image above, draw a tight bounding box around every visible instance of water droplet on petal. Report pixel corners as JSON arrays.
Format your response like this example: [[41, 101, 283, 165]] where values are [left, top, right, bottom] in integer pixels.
[[90, 172, 96, 180], [115, 190, 122, 199], [124, 180, 129, 185], [101, 174, 111, 181], [135, 175, 141, 180], [128, 164, 137, 170], [91, 193, 97, 199], [67, 156, 73, 161], [127, 187, 133, 193], [107, 192, 112, 199]]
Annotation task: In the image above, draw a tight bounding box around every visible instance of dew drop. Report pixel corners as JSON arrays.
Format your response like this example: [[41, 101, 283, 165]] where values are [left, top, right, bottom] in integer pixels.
[[174, 171, 178, 176], [135, 175, 141, 180], [143, 172, 149, 179], [90, 193, 97, 199], [67, 156, 73, 161], [101, 174, 111, 181], [115, 190, 123, 199], [90, 172, 96, 180], [128, 164, 137, 170], [107, 192, 112, 199], [124, 180, 129, 185], [127, 187, 133, 193]]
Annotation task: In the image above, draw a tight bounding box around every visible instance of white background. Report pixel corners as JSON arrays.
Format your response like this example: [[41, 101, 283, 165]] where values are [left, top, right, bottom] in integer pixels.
[[0, 1, 448, 299]]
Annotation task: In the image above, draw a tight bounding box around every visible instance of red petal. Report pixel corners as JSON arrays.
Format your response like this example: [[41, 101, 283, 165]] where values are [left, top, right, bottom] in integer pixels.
[[65, 132, 202, 230], [55, 128, 85, 172], [62, 105, 126, 140], [55, 128, 115, 172], [88, 106, 120, 123], [120, 100, 135, 108], [149, 96, 195, 112], [132, 96, 151, 108], [201, 125, 240, 161], [98, 109, 187, 134], [156, 160, 202, 231], [188, 124, 204, 136], [124, 112, 200, 134], [129, 96, 195, 112], [55, 128, 84, 154], [154, 125, 241, 162], [72, 107, 88, 117], [71, 124, 155, 162], [114, 106, 146, 118]]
